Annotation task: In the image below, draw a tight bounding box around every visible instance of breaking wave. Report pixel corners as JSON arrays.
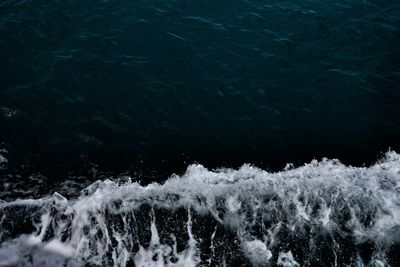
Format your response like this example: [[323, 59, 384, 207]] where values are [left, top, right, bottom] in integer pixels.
[[1, 152, 400, 266]]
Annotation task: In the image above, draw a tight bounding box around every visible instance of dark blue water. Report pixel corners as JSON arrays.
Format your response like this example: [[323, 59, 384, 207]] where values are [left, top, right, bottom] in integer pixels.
[[1, 0, 400, 176], [1, 1, 400, 266]]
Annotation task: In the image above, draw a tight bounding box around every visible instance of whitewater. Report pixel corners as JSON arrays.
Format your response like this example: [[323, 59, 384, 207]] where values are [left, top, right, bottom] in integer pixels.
[[1, 152, 400, 266]]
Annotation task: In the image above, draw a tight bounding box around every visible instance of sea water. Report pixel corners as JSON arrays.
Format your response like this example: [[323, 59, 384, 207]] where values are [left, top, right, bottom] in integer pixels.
[[1, 152, 400, 266]]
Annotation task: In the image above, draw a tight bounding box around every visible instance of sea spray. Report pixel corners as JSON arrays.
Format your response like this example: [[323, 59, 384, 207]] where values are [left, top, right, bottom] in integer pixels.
[[1, 152, 400, 266]]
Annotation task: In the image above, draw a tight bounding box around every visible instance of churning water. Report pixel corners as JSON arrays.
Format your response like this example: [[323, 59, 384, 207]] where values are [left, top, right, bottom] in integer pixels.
[[1, 0, 400, 266], [1, 152, 400, 266]]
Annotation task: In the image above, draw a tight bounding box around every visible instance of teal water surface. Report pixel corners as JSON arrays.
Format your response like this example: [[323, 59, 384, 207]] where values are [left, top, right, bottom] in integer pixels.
[[0, 0, 399, 175]]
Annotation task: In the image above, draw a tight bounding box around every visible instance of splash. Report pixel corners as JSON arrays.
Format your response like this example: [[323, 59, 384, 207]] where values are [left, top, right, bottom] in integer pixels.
[[1, 152, 400, 266]]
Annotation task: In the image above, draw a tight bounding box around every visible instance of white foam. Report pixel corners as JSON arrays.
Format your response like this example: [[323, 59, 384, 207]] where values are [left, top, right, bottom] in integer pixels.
[[133, 209, 200, 267], [43, 240, 75, 258], [242, 240, 272, 265], [277, 251, 299, 267], [0, 151, 400, 266]]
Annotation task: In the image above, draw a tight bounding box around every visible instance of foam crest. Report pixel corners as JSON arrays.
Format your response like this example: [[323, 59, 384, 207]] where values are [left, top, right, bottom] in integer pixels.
[[1, 152, 400, 266]]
